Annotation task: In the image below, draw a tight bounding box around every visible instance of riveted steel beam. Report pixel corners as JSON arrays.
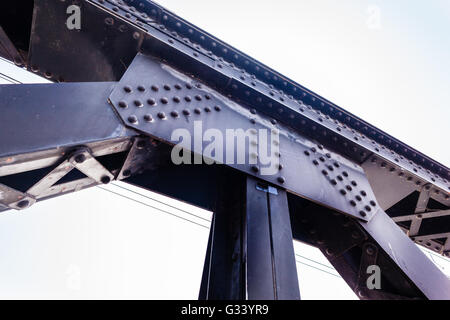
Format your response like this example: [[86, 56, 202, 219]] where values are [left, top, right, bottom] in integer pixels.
[[0, 82, 136, 211], [19, 0, 449, 189], [288, 195, 450, 300], [109, 53, 381, 222]]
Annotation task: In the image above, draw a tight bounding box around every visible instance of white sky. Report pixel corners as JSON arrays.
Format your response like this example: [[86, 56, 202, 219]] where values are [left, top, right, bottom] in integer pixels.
[[0, 0, 449, 299]]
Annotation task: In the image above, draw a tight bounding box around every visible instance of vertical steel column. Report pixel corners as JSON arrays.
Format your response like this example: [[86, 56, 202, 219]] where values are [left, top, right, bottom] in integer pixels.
[[199, 172, 300, 300]]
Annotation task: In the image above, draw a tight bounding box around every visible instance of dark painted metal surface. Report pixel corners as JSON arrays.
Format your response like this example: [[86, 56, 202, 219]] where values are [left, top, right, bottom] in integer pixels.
[[12, 0, 447, 187], [0, 0, 447, 300], [246, 179, 301, 300], [360, 205, 450, 299], [289, 194, 450, 299], [289, 196, 425, 299], [28, 0, 140, 81], [199, 167, 246, 300], [246, 178, 277, 299], [0, 26, 25, 65], [109, 53, 381, 222], [200, 173, 300, 300], [268, 188, 302, 300], [0, 82, 130, 158]]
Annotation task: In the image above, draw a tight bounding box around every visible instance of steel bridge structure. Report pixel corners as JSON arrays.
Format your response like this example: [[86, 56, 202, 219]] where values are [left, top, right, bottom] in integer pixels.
[[0, 0, 449, 300]]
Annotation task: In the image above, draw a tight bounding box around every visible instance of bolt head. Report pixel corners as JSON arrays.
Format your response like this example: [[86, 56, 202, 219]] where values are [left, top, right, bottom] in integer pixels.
[[123, 169, 131, 177], [366, 246, 375, 255], [100, 176, 111, 184], [74, 154, 86, 164], [17, 200, 30, 209]]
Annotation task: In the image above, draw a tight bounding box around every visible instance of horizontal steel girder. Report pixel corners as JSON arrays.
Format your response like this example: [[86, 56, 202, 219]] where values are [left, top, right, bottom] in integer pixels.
[[18, 0, 449, 188]]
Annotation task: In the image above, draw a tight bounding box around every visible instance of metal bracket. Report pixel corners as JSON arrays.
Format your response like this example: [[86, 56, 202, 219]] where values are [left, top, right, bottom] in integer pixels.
[[0, 183, 36, 210], [0, 147, 114, 210]]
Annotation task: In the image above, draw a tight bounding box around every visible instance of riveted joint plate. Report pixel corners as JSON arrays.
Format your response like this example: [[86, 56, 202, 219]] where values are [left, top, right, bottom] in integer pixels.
[[109, 53, 381, 222], [69, 148, 114, 184], [0, 184, 36, 210]]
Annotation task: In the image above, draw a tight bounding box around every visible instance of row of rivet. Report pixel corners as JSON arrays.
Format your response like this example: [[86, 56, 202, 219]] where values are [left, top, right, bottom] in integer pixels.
[[304, 146, 376, 217], [102, 0, 449, 185]]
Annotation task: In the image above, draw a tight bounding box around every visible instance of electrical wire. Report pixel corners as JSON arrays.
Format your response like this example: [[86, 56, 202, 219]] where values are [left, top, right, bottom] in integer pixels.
[[0, 72, 21, 84], [98, 184, 343, 279], [110, 182, 211, 223], [97, 186, 211, 229], [295, 253, 336, 271]]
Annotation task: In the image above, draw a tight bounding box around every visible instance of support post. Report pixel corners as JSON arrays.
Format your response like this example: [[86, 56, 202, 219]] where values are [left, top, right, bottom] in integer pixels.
[[199, 172, 300, 300]]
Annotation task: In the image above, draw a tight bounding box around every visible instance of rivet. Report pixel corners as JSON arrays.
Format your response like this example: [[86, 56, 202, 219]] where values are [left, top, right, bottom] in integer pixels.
[[313, 160, 319, 166], [325, 248, 334, 256], [17, 200, 30, 208], [174, 84, 182, 90], [322, 170, 328, 176], [350, 200, 356, 207], [370, 200, 376, 207], [134, 100, 143, 107], [123, 86, 132, 93], [214, 105, 221, 111], [271, 119, 277, 125], [360, 190, 367, 196], [366, 246, 375, 255], [195, 95, 202, 101], [137, 85, 145, 92], [128, 115, 138, 123], [355, 195, 362, 201], [351, 181, 357, 186], [144, 114, 153, 122], [74, 154, 86, 164], [105, 17, 114, 25], [157, 112, 166, 119], [346, 185, 352, 191], [194, 108, 201, 114], [251, 165, 259, 173], [340, 189, 347, 195], [151, 85, 159, 92], [160, 97, 168, 104], [359, 210, 366, 217], [101, 176, 111, 184], [277, 176, 285, 184], [147, 98, 156, 106], [173, 96, 181, 103], [118, 101, 128, 109], [364, 205, 371, 212], [183, 109, 190, 116], [205, 107, 211, 112], [185, 96, 192, 102], [304, 150, 310, 156], [170, 111, 179, 118], [342, 171, 348, 177]]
